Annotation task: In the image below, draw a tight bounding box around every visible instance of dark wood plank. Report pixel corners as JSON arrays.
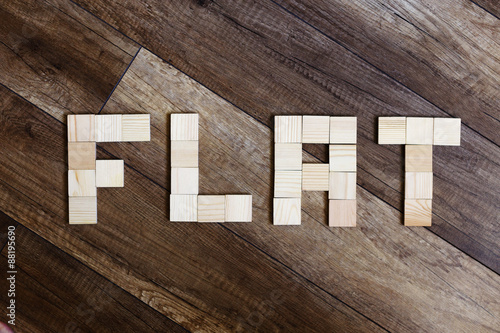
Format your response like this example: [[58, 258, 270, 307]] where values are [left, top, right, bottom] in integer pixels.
[[0, 212, 18, 250], [472, 0, 500, 17]]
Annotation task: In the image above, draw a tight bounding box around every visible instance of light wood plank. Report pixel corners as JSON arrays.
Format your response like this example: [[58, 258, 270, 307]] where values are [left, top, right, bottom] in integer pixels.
[[329, 172, 356, 200], [329, 200, 356, 227], [329, 145, 356, 172], [122, 114, 151, 141], [404, 199, 432, 226], [171, 141, 199, 168], [302, 163, 329, 191], [95, 114, 123, 142], [274, 143, 302, 170], [434, 118, 461, 146], [405, 145, 432, 172], [378, 117, 406, 144], [274, 170, 302, 197], [329, 117, 357, 144], [405, 172, 433, 199], [96, 160, 124, 187], [273, 198, 301, 225], [406, 117, 433, 145], [68, 142, 96, 170], [169, 195, 197, 222], [171, 168, 199, 194], [198, 195, 225, 222], [275, 116, 302, 143], [171, 114, 199, 141], [225, 195, 252, 222], [67, 114, 95, 142], [69, 196, 97, 224], [302, 115, 330, 143], [68, 170, 96, 197]]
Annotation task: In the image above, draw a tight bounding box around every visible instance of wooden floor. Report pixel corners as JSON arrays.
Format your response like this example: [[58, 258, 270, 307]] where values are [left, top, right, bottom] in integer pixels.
[[0, 0, 499, 331]]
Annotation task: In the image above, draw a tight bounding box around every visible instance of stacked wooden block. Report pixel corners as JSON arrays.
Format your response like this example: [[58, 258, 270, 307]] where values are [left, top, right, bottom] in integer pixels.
[[169, 114, 252, 222], [378, 117, 461, 226], [67, 114, 150, 224], [273, 115, 357, 227]]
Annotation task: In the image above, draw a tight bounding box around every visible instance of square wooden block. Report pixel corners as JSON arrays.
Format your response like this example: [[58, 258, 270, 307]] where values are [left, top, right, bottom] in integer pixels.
[[171, 168, 199, 194], [67, 114, 95, 142], [329, 145, 356, 172], [68, 170, 96, 197], [434, 118, 461, 146], [378, 117, 406, 144], [68, 142, 96, 170], [275, 143, 302, 170], [69, 196, 97, 224], [302, 164, 329, 191], [198, 195, 225, 222], [171, 114, 199, 141], [95, 115, 123, 142], [302, 115, 330, 143], [275, 116, 302, 143], [275, 170, 302, 197], [406, 145, 432, 172], [96, 160, 124, 187], [273, 198, 301, 225], [171, 141, 199, 168], [329, 117, 357, 144], [329, 172, 356, 200], [225, 195, 252, 222], [170, 195, 197, 222], [122, 114, 150, 141], [405, 172, 433, 199], [404, 199, 432, 226], [329, 200, 356, 227], [406, 117, 433, 145]]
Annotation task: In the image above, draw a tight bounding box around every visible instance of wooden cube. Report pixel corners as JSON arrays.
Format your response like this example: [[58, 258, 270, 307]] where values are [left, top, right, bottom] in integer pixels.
[[329, 172, 356, 200], [404, 199, 432, 226], [198, 195, 225, 222], [406, 145, 432, 172], [275, 143, 302, 170], [225, 195, 252, 222], [275, 116, 302, 143], [67, 114, 95, 142], [329, 200, 356, 227], [434, 118, 461, 146], [273, 198, 301, 225], [329, 145, 356, 172], [122, 114, 150, 141], [171, 141, 198, 168], [96, 160, 124, 187], [405, 172, 433, 199], [329, 117, 357, 144], [171, 168, 199, 194], [302, 115, 330, 143], [170, 195, 197, 222], [171, 114, 199, 141], [378, 117, 406, 144], [406, 117, 433, 145], [274, 170, 302, 197], [69, 196, 97, 224], [68, 142, 96, 170], [95, 115, 123, 142], [68, 170, 96, 197], [302, 164, 329, 191]]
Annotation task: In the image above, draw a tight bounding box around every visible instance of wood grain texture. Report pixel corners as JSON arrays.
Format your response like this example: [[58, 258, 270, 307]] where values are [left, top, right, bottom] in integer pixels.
[[274, 170, 302, 197]]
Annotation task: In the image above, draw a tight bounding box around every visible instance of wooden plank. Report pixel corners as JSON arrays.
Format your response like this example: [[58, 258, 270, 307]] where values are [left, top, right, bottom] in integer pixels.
[[472, 0, 500, 17], [171, 168, 199, 195], [405, 172, 433, 199], [274, 170, 302, 197], [378, 117, 406, 144], [274, 143, 302, 170], [67, 114, 95, 142], [273, 198, 301, 225], [275, 116, 302, 143], [68, 142, 96, 170], [302, 115, 330, 143], [169, 195, 197, 222], [329, 200, 356, 227], [302, 163, 329, 191], [329, 117, 357, 144], [329, 145, 357, 172], [171, 114, 199, 141], [96, 160, 124, 187], [68, 196, 97, 224], [122, 114, 151, 142], [406, 117, 434, 145], [434, 118, 461, 146], [405, 145, 432, 172], [171, 141, 199, 168], [404, 199, 432, 227], [95, 114, 123, 142], [329, 172, 356, 200], [225, 195, 252, 222], [68, 170, 96, 197], [198, 195, 225, 222]]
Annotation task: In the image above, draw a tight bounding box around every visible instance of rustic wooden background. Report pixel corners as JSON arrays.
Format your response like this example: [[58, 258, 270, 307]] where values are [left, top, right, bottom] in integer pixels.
[[0, 0, 499, 332]]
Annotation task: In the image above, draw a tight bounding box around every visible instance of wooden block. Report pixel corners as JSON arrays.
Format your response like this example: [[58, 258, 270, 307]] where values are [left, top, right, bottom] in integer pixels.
[[302, 164, 329, 191], [96, 160, 124, 187], [69, 196, 97, 224], [225, 195, 252, 222], [434, 118, 461, 146], [198, 195, 225, 222], [329, 145, 356, 172], [404, 199, 432, 226], [406, 117, 433, 145], [329, 116, 357, 144], [170, 195, 197, 222], [302, 115, 330, 143], [95, 115, 123, 142], [274, 170, 302, 197], [275, 143, 302, 170], [122, 114, 150, 141], [68, 142, 96, 170], [329, 172, 356, 199], [171, 141, 198, 168], [406, 145, 432, 172], [329, 200, 356, 227], [405, 172, 433, 199], [275, 116, 302, 143], [378, 117, 406, 144], [171, 168, 199, 194], [68, 170, 96, 197], [171, 114, 199, 141], [273, 198, 301, 225], [67, 114, 95, 142]]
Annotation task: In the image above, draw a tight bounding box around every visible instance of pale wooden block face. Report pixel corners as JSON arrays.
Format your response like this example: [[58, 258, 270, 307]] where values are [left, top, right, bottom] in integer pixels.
[[198, 195, 225, 222], [329, 172, 356, 199], [170, 195, 197, 222], [274, 170, 302, 197], [95, 115, 123, 142], [302, 116, 330, 143], [122, 114, 151, 141], [273, 198, 301, 225], [302, 164, 329, 191], [406, 117, 433, 145], [275, 143, 302, 170], [329, 145, 356, 172], [329, 200, 356, 227], [404, 199, 432, 226], [225, 195, 252, 222], [434, 118, 461, 146], [69, 196, 97, 224], [274, 116, 302, 143], [329, 117, 357, 144], [378, 117, 406, 144], [68, 170, 96, 197], [171, 168, 199, 194], [171, 141, 199, 168], [96, 160, 124, 187], [405, 172, 433, 199], [171, 114, 199, 141], [68, 142, 96, 170], [406, 145, 432, 172], [67, 114, 95, 142]]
